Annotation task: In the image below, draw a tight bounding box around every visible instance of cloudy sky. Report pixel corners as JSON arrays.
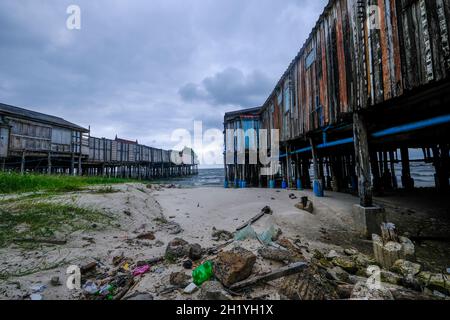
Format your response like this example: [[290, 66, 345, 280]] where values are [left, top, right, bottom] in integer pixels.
[[0, 0, 327, 166]]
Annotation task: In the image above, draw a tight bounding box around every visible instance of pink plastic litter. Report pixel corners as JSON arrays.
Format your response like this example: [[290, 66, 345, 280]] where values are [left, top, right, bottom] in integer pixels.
[[132, 265, 150, 276]]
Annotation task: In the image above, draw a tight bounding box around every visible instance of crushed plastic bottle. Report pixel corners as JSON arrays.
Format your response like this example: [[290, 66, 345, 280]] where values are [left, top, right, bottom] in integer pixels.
[[234, 225, 257, 241], [192, 261, 213, 286], [257, 225, 277, 245]]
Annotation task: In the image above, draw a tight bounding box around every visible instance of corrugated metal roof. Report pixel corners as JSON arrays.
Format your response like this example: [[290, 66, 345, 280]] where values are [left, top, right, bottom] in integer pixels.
[[0, 102, 89, 132], [224, 106, 261, 121]]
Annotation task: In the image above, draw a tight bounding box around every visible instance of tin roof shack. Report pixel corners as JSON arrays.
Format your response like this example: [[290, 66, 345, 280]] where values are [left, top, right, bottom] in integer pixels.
[[224, 107, 262, 188], [0, 103, 89, 174]]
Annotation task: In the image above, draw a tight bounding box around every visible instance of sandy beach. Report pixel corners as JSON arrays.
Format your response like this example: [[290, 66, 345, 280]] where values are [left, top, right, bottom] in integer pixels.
[[0, 183, 448, 300]]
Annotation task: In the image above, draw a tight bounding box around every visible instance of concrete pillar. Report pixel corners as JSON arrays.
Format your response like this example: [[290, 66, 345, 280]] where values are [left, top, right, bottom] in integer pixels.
[[353, 112, 373, 207]]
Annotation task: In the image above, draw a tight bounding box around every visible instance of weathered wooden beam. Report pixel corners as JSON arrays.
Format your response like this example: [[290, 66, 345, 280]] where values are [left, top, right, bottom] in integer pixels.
[[229, 262, 308, 291], [353, 112, 373, 207]]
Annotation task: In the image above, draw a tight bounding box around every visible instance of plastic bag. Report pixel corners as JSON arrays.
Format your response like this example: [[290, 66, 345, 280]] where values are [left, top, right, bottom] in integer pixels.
[[257, 225, 278, 245], [234, 225, 257, 241], [132, 265, 150, 276]]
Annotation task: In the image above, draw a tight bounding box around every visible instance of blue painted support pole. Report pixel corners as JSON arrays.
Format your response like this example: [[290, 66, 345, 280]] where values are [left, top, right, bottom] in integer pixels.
[[269, 180, 275, 189], [350, 175, 358, 192], [224, 180, 229, 189], [234, 179, 239, 188]]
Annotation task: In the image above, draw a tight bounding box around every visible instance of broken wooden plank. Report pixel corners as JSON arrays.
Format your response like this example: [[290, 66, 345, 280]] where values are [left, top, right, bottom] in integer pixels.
[[236, 206, 273, 231], [229, 261, 308, 291]]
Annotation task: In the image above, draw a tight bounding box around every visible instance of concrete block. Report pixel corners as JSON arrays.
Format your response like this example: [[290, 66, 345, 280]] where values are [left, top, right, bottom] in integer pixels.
[[352, 205, 386, 238]]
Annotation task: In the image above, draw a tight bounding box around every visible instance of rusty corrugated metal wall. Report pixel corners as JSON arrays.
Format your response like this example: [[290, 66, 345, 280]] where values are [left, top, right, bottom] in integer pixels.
[[260, 0, 450, 142]]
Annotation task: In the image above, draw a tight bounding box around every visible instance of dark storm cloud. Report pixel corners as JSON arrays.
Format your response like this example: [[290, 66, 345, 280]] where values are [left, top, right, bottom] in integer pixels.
[[179, 67, 274, 107], [0, 0, 328, 152]]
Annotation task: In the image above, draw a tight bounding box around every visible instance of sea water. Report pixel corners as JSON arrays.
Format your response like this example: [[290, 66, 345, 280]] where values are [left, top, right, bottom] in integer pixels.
[[156, 162, 436, 188]]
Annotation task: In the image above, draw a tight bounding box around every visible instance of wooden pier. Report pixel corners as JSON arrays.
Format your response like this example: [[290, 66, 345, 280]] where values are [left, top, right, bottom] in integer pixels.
[[224, 0, 450, 209], [0, 103, 198, 179]]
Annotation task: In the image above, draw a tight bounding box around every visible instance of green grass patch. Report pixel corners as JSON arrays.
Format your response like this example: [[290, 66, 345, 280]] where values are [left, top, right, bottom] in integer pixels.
[[0, 201, 114, 248], [0, 172, 135, 194]]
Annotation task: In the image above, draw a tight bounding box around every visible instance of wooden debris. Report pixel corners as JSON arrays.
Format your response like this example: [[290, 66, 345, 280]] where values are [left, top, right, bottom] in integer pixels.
[[236, 207, 272, 231], [229, 262, 308, 291], [114, 277, 135, 300], [146, 256, 165, 264], [80, 262, 97, 274], [381, 222, 399, 243]]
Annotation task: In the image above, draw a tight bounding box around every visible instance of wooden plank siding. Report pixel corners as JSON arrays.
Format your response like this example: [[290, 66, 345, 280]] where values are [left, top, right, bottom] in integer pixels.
[[86, 136, 179, 165], [257, 0, 450, 143]]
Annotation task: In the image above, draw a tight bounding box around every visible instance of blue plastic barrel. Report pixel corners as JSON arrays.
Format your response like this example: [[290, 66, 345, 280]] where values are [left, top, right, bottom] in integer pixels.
[[296, 179, 302, 190], [282, 180, 287, 189], [269, 180, 275, 189], [313, 179, 324, 197]]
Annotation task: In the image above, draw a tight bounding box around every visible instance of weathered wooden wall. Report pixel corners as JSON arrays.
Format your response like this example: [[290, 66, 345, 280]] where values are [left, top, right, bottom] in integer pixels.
[[260, 0, 450, 142], [86, 136, 187, 165]]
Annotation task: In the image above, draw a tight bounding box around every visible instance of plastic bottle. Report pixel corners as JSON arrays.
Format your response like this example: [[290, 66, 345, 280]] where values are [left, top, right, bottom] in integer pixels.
[[192, 261, 213, 286]]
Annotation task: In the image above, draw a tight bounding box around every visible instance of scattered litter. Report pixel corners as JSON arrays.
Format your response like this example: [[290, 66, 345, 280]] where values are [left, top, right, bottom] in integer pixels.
[[112, 254, 125, 266], [184, 283, 198, 294], [433, 290, 447, 299], [50, 276, 61, 286], [99, 284, 114, 296], [234, 225, 257, 241], [235, 224, 279, 246], [212, 227, 233, 241], [183, 260, 193, 269], [137, 232, 155, 240], [192, 261, 213, 286], [236, 206, 273, 231], [30, 284, 46, 293], [170, 272, 191, 287], [289, 194, 297, 200], [153, 267, 165, 274], [295, 198, 314, 213], [80, 262, 97, 274], [257, 226, 278, 245], [230, 261, 308, 291], [83, 281, 99, 295], [132, 265, 151, 277], [30, 294, 42, 300]]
